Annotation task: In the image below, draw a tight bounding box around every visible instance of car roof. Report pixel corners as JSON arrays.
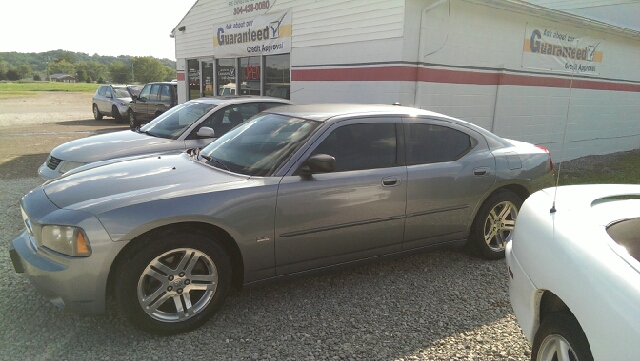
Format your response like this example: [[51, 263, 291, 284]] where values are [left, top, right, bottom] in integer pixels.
[[189, 95, 294, 106], [264, 103, 459, 122]]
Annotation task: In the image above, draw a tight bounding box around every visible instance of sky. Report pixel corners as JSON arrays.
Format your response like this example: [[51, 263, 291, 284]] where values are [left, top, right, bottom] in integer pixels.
[[2, 0, 197, 60]]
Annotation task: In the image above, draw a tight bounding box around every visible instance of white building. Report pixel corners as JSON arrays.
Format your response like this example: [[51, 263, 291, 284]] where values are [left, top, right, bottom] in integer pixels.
[[173, 0, 640, 161]]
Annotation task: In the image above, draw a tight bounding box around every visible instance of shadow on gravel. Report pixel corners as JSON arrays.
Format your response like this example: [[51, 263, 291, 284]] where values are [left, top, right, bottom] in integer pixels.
[[55, 118, 130, 133], [0, 153, 48, 180]]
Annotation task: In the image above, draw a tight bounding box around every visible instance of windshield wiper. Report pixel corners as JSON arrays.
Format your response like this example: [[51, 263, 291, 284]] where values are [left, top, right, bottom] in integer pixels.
[[199, 154, 230, 171]]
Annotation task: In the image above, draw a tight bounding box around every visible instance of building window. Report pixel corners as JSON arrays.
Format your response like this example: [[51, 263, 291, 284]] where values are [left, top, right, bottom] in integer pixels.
[[240, 57, 261, 95], [265, 53, 290, 100], [187, 59, 200, 100], [217, 58, 236, 95]]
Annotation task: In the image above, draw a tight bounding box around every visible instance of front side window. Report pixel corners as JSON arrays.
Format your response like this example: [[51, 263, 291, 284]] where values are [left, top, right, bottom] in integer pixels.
[[139, 85, 151, 100], [312, 123, 397, 172], [97, 86, 107, 96], [200, 114, 321, 177], [139, 102, 217, 139], [194, 103, 261, 139], [149, 84, 161, 101], [407, 123, 474, 165]]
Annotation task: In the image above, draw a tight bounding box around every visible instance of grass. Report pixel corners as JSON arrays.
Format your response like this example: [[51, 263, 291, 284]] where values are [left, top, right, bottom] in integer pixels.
[[558, 149, 640, 185], [0, 81, 99, 93]]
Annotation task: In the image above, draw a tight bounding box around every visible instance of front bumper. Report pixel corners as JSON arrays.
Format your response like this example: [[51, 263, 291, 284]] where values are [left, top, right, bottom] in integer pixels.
[[10, 230, 111, 315]]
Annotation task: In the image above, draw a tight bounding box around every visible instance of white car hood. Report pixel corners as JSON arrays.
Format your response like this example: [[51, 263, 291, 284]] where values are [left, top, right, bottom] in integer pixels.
[[49, 130, 179, 163]]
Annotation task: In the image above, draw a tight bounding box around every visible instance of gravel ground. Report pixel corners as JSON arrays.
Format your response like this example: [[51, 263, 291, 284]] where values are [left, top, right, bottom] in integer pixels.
[[0, 92, 630, 361]]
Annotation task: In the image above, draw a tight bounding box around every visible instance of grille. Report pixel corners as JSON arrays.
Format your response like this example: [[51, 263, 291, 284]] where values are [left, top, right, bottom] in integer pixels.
[[46, 155, 62, 170]]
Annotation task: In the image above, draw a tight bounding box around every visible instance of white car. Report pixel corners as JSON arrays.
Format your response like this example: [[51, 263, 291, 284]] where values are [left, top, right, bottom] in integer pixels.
[[507, 184, 640, 361]]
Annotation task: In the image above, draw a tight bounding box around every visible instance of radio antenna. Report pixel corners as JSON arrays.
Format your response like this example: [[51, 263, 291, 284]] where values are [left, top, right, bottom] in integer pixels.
[[550, 39, 578, 214]]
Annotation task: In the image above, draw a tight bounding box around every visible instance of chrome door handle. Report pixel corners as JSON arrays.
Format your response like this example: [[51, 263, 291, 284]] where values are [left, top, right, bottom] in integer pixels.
[[473, 167, 489, 176], [382, 177, 400, 187]]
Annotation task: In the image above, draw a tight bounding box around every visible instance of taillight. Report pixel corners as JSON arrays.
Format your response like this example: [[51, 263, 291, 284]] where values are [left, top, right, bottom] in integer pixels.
[[535, 145, 554, 174]]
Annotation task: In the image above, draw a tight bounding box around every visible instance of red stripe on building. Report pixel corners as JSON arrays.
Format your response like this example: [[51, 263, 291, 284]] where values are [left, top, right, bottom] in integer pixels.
[[292, 66, 640, 92]]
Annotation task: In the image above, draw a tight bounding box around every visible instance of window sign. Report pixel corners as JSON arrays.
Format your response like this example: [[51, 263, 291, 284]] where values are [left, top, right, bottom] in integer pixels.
[[213, 10, 291, 58]]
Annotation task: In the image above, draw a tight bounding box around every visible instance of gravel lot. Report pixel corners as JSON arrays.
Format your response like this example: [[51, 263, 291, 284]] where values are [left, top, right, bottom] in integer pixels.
[[0, 91, 605, 361]]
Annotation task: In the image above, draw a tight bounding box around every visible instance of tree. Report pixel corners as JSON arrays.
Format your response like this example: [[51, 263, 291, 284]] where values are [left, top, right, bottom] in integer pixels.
[[131, 56, 166, 83], [55, 51, 76, 64], [48, 60, 75, 75], [109, 61, 132, 84], [33, 74, 41, 81], [16, 64, 32, 79], [6, 69, 20, 81], [76, 68, 87, 82], [84, 61, 107, 83], [163, 65, 177, 81]]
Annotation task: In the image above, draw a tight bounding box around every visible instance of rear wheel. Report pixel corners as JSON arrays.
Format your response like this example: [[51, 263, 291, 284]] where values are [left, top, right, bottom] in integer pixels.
[[93, 104, 103, 120], [470, 189, 522, 259], [114, 232, 231, 335], [128, 109, 139, 129], [532, 311, 593, 361]]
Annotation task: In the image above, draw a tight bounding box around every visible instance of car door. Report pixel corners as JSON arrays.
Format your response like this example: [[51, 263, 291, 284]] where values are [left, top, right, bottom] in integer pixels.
[[96, 86, 109, 113], [146, 84, 162, 120], [274, 119, 407, 275], [132, 84, 151, 120], [402, 119, 496, 250]]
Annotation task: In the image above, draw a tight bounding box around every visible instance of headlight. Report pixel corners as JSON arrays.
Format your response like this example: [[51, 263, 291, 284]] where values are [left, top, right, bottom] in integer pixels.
[[58, 161, 87, 174], [41, 225, 91, 257]]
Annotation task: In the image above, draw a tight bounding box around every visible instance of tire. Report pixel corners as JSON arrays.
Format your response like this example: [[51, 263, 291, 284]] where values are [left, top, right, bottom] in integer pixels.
[[469, 189, 522, 260], [112, 105, 123, 122], [93, 104, 103, 120], [531, 311, 593, 361], [114, 232, 232, 335], [128, 109, 139, 130]]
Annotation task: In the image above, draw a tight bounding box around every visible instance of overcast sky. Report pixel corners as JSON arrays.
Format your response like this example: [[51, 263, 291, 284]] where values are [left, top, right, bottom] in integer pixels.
[[2, 0, 197, 60]]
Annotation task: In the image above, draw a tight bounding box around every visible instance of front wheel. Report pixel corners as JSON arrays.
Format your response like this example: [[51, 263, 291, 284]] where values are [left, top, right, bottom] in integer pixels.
[[114, 232, 231, 335], [93, 104, 103, 120], [112, 106, 123, 122], [470, 189, 522, 259], [532, 311, 593, 361], [128, 109, 139, 130]]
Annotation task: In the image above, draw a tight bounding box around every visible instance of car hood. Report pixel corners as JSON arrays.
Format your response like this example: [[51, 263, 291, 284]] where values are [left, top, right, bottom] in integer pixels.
[[43, 153, 247, 213], [115, 96, 132, 102], [49, 130, 179, 163]]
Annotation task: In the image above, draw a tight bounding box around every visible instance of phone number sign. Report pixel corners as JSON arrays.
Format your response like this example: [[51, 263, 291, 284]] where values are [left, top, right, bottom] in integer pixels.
[[229, 0, 271, 16]]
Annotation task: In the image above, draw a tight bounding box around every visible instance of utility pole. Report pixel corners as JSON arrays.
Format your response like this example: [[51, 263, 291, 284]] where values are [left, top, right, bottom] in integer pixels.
[[131, 63, 134, 83]]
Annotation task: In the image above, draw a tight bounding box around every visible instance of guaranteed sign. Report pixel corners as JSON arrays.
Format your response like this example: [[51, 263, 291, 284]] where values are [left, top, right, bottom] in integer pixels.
[[213, 10, 291, 58], [522, 23, 604, 75]]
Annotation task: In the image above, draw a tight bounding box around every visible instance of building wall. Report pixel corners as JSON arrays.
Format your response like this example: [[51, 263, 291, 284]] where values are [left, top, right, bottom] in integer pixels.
[[175, 0, 640, 161]]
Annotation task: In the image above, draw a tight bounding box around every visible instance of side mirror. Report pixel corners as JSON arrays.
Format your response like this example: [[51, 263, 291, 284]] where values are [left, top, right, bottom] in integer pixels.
[[299, 154, 336, 176], [196, 126, 215, 138], [131, 95, 138, 101]]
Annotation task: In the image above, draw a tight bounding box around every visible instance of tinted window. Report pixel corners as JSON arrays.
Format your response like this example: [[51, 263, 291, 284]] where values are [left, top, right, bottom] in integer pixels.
[[139, 85, 151, 100], [312, 123, 397, 172], [159, 85, 172, 101], [408, 123, 473, 165], [149, 84, 161, 101], [197, 103, 261, 138]]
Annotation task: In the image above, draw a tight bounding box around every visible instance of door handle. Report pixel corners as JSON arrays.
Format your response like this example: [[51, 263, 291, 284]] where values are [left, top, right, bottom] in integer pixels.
[[382, 177, 400, 187], [473, 167, 489, 176]]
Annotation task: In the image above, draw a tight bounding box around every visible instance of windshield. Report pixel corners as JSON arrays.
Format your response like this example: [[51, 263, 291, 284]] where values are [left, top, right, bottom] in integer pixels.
[[139, 101, 218, 139], [200, 113, 321, 177], [113, 87, 131, 98]]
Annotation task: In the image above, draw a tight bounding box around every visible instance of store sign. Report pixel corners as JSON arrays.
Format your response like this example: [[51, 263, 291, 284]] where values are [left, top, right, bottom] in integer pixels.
[[228, 0, 271, 16], [213, 10, 291, 58], [522, 23, 604, 75]]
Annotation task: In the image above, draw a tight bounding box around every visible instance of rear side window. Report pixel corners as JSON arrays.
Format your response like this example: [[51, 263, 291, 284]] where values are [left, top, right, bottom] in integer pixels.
[[160, 85, 172, 101], [407, 123, 474, 165], [97, 86, 107, 96], [312, 123, 397, 172]]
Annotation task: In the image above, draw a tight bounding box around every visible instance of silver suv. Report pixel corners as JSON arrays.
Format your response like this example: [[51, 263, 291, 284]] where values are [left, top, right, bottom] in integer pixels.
[[92, 85, 141, 122]]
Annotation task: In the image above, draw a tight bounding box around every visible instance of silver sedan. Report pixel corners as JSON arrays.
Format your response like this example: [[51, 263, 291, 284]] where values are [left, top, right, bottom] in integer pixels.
[[39, 96, 293, 179], [11, 104, 554, 334]]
